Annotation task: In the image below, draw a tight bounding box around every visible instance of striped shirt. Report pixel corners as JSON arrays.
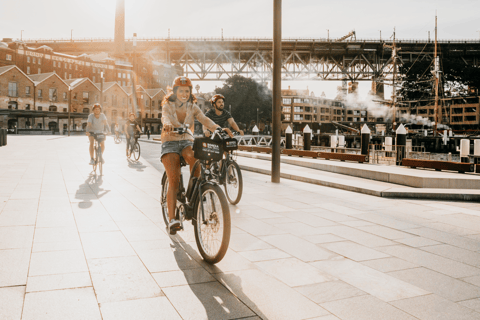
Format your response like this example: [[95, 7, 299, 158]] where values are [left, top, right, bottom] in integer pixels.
[[204, 109, 232, 128]]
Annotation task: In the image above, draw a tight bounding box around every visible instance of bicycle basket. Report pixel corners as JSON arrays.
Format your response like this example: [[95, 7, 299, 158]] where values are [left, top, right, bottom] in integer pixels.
[[193, 137, 223, 161], [223, 137, 238, 151], [134, 133, 141, 138]]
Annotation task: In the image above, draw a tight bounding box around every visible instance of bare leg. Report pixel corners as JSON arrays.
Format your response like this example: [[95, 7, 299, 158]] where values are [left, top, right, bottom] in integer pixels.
[[100, 141, 105, 154], [182, 146, 200, 177], [88, 136, 94, 159], [162, 153, 181, 221]]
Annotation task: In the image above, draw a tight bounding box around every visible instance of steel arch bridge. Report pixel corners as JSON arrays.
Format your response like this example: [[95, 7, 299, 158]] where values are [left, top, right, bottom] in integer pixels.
[[23, 37, 480, 82]]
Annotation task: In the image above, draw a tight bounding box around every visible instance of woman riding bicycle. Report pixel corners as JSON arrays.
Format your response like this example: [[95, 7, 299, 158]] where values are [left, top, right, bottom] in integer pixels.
[[161, 76, 222, 233]]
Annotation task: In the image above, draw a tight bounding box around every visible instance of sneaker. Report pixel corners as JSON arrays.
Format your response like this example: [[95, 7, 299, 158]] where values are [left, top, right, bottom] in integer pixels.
[[89, 159, 95, 165], [168, 219, 181, 235]]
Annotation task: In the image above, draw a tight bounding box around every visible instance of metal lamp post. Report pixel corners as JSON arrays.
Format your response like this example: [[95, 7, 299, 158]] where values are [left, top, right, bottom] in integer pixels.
[[272, 0, 282, 182]]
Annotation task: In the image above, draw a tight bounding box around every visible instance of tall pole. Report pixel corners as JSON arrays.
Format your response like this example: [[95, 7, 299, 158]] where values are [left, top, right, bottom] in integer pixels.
[[68, 88, 71, 136], [392, 29, 397, 132], [272, 0, 282, 183], [21, 30, 24, 41], [100, 72, 104, 108], [434, 14, 440, 136]]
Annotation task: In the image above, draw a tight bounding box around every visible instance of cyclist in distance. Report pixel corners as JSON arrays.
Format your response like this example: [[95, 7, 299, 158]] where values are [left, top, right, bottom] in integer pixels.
[[125, 113, 142, 156], [86, 103, 110, 165], [203, 94, 244, 138], [161, 76, 222, 233]]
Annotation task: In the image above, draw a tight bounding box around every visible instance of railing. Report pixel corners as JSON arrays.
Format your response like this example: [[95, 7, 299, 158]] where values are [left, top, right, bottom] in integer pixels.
[[21, 37, 480, 44]]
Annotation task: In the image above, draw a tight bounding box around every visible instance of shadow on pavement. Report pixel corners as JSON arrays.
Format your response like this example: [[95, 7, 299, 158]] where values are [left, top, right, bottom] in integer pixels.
[[172, 238, 262, 319], [74, 174, 110, 209], [127, 158, 147, 172]]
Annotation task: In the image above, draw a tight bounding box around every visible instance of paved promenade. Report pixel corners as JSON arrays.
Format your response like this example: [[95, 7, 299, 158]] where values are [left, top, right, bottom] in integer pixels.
[[3, 136, 480, 319]]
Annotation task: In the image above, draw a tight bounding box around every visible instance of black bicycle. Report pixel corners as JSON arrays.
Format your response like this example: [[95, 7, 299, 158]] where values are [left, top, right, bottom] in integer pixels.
[[89, 132, 106, 175], [209, 131, 243, 205], [114, 131, 122, 144], [160, 127, 231, 264], [127, 133, 141, 161]]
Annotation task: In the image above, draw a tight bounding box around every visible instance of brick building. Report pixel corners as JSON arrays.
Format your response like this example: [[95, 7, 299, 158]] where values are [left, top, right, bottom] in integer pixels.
[[95, 81, 130, 130]]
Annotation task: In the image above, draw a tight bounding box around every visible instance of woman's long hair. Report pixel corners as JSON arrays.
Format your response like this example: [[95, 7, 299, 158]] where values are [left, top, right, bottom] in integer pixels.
[[162, 86, 197, 106]]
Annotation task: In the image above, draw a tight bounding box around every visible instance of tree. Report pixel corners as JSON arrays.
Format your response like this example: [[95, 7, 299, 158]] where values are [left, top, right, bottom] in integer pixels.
[[214, 75, 272, 128]]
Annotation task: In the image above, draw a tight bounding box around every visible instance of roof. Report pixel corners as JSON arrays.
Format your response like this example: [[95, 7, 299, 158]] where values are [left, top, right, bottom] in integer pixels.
[[65, 78, 100, 90], [0, 65, 34, 84], [94, 82, 128, 95], [28, 72, 68, 86], [0, 65, 16, 76], [146, 88, 166, 98]]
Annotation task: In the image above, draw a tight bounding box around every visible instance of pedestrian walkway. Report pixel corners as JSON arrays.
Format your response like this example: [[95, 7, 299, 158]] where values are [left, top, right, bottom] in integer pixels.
[[3, 136, 480, 319]]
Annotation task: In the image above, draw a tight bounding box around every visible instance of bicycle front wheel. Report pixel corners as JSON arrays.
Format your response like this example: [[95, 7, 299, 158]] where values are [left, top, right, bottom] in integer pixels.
[[224, 161, 243, 205], [133, 142, 141, 160], [194, 184, 231, 264], [160, 172, 169, 227]]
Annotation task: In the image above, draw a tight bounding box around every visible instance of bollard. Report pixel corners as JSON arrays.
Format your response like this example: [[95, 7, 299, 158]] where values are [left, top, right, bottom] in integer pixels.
[[252, 125, 259, 145], [396, 124, 407, 165], [285, 125, 293, 149], [460, 139, 470, 163], [2, 129, 6, 146], [303, 125, 312, 151], [361, 124, 370, 159], [330, 135, 338, 152], [0, 129, 3, 146], [474, 140, 480, 164]]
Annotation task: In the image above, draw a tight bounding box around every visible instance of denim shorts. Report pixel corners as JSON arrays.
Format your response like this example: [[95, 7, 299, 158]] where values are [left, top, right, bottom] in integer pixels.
[[161, 140, 194, 158]]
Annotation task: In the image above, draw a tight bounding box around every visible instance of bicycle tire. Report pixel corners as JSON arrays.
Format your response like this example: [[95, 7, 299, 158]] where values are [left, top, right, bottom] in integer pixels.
[[98, 146, 103, 176], [160, 172, 170, 227], [224, 160, 243, 205], [92, 144, 98, 173], [194, 184, 231, 264], [133, 142, 141, 161]]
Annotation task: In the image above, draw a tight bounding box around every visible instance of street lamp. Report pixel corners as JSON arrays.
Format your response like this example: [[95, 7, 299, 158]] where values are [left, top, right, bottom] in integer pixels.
[[327, 29, 329, 41], [257, 108, 259, 125]]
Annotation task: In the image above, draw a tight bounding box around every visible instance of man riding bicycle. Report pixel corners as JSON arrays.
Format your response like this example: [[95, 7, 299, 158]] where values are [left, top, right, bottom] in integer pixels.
[[161, 76, 222, 234], [86, 103, 110, 165], [203, 94, 244, 138], [203, 94, 244, 172], [124, 113, 142, 156]]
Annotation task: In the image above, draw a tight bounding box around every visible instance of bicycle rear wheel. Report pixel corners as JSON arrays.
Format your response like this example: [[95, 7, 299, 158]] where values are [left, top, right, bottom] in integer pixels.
[[92, 144, 98, 173], [224, 161, 243, 205], [194, 184, 231, 264], [160, 172, 169, 227], [98, 146, 103, 176], [133, 142, 141, 160]]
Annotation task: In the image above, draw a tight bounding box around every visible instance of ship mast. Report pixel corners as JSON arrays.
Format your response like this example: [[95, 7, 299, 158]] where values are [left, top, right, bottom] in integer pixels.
[[384, 28, 399, 131], [433, 13, 440, 136]]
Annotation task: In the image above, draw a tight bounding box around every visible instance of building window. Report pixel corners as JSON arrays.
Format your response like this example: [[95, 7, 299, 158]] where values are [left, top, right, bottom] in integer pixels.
[[49, 106, 57, 112], [38, 68, 41, 74], [53, 61, 56, 67], [145, 100, 148, 107], [8, 101, 18, 109], [27, 56, 30, 63], [64, 72, 67, 79], [284, 114, 291, 121], [63, 92, 67, 100], [283, 106, 291, 113], [282, 98, 291, 104], [83, 92, 89, 104], [37, 106, 42, 111], [26, 86, 31, 95], [69, 64, 72, 69], [63, 108, 67, 112], [294, 107, 303, 113], [38, 89, 43, 98], [49, 88, 57, 101], [152, 101, 155, 107], [73, 92, 77, 100], [38, 58, 41, 65], [25, 104, 31, 110], [294, 115, 303, 121], [118, 73, 121, 78], [83, 108, 89, 113], [64, 63, 67, 68], [8, 82, 18, 97], [69, 74, 72, 79], [93, 68, 96, 73], [6, 54, 12, 61], [33, 57, 36, 64]]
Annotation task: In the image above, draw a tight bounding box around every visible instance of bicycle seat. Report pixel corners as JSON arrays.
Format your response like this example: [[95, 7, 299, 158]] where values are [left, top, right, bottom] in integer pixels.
[[179, 156, 187, 167]]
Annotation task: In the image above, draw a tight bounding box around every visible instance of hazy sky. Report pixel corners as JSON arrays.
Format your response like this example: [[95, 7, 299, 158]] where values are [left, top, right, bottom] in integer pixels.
[[1, 0, 479, 99]]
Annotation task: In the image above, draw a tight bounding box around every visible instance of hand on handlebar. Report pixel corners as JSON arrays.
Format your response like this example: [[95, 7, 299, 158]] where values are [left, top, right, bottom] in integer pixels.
[[223, 128, 234, 138], [163, 124, 174, 133]]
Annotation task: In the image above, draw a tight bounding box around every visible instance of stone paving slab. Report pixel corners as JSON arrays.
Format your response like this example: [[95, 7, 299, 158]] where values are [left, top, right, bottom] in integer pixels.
[[2, 136, 480, 319]]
